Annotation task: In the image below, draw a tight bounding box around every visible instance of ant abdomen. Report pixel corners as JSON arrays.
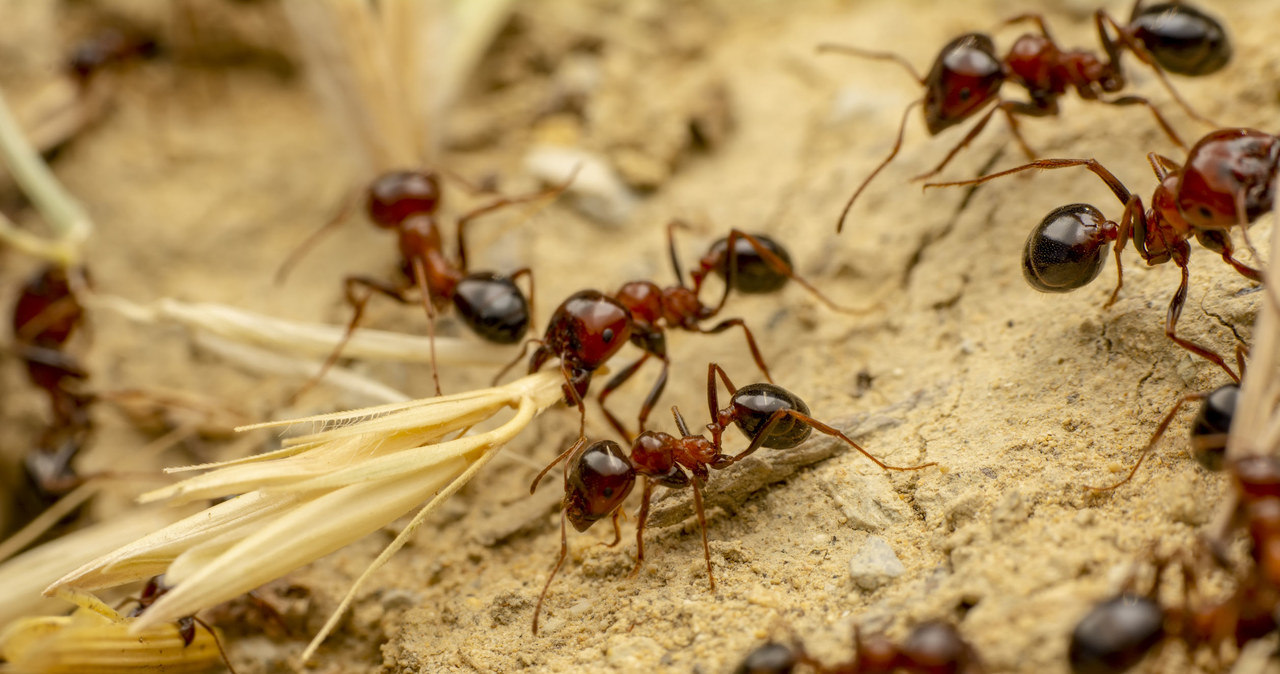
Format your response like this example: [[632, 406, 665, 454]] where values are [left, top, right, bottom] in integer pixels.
[[733, 642, 796, 674], [1068, 594, 1164, 674], [451, 273, 530, 344], [707, 234, 793, 294], [1023, 204, 1111, 293], [1129, 3, 1231, 76], [1189, 383, 1236, 472], [924, 33, 1005, 134], [565, 440, 636, 532], [366, 170, 442, 227], [730, 383, 812, 449]]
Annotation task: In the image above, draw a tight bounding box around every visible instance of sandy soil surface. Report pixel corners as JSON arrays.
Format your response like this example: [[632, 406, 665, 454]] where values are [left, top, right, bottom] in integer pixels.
[[3, 1, 1280, 673]]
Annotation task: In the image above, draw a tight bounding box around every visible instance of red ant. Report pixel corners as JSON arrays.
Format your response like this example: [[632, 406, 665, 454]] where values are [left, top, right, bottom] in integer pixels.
[[126, 575, 239, 674], [278, 169, 571, 397], [735, 621, 982, 674], [924, 127, 1276, 383], [530, 363, 936, 634], [512, 223, 876, 451], [821, 0, 1230, 233], [10, 264, 96, 515]]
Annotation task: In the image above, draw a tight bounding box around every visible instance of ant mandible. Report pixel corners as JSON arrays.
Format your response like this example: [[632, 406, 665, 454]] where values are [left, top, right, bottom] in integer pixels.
[[821, 0, 1229, 232], [530, 363, 936, 634], [279, 169, 571, 397], [735, 621, 982, 674], [598, 221, 876, 440], [924, 127, 1276, 383]]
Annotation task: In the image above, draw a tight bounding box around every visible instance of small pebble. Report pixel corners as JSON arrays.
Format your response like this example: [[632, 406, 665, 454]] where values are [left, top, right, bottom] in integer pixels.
[[848, 535, 905, 590]]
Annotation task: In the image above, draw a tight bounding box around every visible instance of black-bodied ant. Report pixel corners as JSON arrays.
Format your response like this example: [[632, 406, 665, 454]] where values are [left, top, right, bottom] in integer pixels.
[[821, 0, 1230, 232], [278, 169, 571, 397], [925, 127, 1276, 383], [735, 621, 982, 674], [530, 363, 936, 634]]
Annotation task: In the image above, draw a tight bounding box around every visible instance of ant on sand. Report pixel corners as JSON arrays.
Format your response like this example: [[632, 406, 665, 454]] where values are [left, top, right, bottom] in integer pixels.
[[821, 0, 1230, 232], [735, 620, 981, 674], [925, 127, 1276, 383], [530, 363, 936, 633]]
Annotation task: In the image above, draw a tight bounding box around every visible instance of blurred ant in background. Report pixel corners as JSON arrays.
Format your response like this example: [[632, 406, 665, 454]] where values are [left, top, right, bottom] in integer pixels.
[[734, 621, 982, 674], [822, 0, 1230, 232]]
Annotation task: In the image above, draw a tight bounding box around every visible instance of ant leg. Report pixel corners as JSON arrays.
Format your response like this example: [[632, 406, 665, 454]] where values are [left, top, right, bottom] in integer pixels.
[[691, 477, 715, 590], [635, 356, 671, 435], [727, 409, 939, 471], [291, 275, 413, 402], [192, 616, 240, 674], [408, 257, 443, 396], [1086, 391, 1209, 491], [698, 317, 773, 384], [529, 431, 587, 495], [1000, 13, 1055, 42], [1097, 11, 1219, 127], [509, 267, 538, 335], [454, 171, 578, 271], [721, 229, 880, 316], [667, 219, 692, 288], [815, 44, 925, 83], [1146, 152, 1182, 181], [924, 157, 1135, 207], [1104, 196, 1144, 309], [835, 98, 923, 233], [706, 362, 739, 446], [598, 353, 652, 442], [604, 509, 624, 547], [494, 338, 543, 386], [275, 188, 358, 285], [629, 477, 655, 578], [1097, 95, 1186, 150], [532, 506, 570, 635], [1165, 264, 1240, 382]]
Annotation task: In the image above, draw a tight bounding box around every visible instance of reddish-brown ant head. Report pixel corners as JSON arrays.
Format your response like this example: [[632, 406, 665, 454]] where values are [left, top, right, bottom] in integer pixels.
[[923, 33, 1006, 135], [1022, 204, 1112, 293], [730, 383, 812, 449], [13, 265, 83, 347], [451, 273, 530, 344], [705, 234, 793, 294], [1234, 456, 1280, 501], [542, 290, 633, 371], [564, 440, 636, 532], [1177, 128, 1280, 230], [900, 621, 975, 672], [1189, 383, 1236, 472], [733, 642, 796, 674], [366, 170, 442, 228], [1068, 594, 1164, 674], [1130, 3, 1231, 76]]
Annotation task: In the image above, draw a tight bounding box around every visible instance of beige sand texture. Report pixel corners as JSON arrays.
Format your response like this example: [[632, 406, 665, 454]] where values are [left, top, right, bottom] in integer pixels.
[[2, 0, 1280, 673]]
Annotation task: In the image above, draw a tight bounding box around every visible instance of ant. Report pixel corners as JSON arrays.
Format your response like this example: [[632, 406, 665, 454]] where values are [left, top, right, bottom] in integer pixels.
[[10, 264, 96, 516], [513, 222, 876, 451], [127, 575, 236, 672], [924, 127, 1277, 383], [278, 169, 571, 397], [530, 363, 936, 634], [821, 0, 1230, 232], [735, 621, 982, 674], [1086, 380, 1236, 491]]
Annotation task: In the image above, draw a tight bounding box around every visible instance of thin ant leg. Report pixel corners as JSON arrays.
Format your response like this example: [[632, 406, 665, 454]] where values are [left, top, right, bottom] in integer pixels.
[[291, 275, 413, 402], [1086, 391, 1209, 491], [439, 168, 498, 196], [532, 505, 570, 635], [667, 219, 692, 288], [706, 363, 739, 447], [604, 509, 624, 547], [698, 318, 773, 384], [634, 356, 671, 435], [192, 616, 240, 674], [1147, 152, 1181, 180], [407, 257, 444, 396], [455, 171, 578, 270], [836, 99, 923, 233], [1103, 196, 1144, 309], [725, 409, 939, 471], [1001, 13, 1055, 41], [1165, 263, 1240, 382], [815, 44, 925, 83], [598, 353, 653, 442], [728, 229, 879, 316], [275, 188, 358, 285], [509, 267, 538, 335], [924, 157, 1135, 205], [493, 338, 543, 386], [1097, 11, 1219, 128], [629, 477, 656, 578], [912, 98, 1043, 182], [690, 477, 715, 590], [1097, 95, 1186, 149], [528, 394, 590, 494]]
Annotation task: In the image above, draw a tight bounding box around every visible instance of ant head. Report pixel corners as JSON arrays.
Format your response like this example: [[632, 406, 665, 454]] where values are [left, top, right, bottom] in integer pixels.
[[1022, 204, 1112, 293], [706, 234, 792, 295], [451, 273, 530, 344], [733, 642, 796, 674], [899, 622, 973, 672], [366, 170, 442, 228], [730, 383, 811, 449], [1130, 2, 1231, 76], [1177, 129, 1280, 231], [13, 264, 84, 346], [1067, 594, 1164, 674], [545, 290, 633, 370], [1190, 384, 1237, 472], [923, 33, 1005, 135], [564, 440, 636, 532]]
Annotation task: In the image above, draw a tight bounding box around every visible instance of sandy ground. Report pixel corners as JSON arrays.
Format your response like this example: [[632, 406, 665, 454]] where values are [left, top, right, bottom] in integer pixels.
[[3, 0, 1280, 672]]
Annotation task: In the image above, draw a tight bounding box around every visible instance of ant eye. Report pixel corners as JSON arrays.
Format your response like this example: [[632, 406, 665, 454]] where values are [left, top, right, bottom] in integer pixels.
[[603, 487, 614, 497], [958, 87, 971, 101], [602, 328, 614, 343], [1199, 206, 1212, 219]]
